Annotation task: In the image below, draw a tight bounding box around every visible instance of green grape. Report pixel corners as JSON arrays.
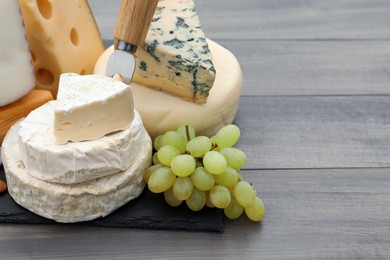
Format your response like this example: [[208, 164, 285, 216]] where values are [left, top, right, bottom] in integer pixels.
[[186, 136, 212, 158], [185, 188, 206, 211], [143, 163, 163, 183], [205, 191, 215, 208], [153, 135, 163, 151], [224, 196, 244, 220], [190, 167, 215, 191], [148, 167, 176, 193], [162, 131, 186, 154], [234, 181, 256, 208], [213, 166, 239, 187], [215, 124, 240, 149], [220, 147, 247, 171], [152, 152, 160, 165], [157, 145, 180, 166], [164, 188, 182, 207], [173, 177, 194, 200], [170, 154, 196, 177], [177, 124, 196, 142], [209, 185, 231, 209], [203, 151, 227, 175], [245, 197, 265, 222]]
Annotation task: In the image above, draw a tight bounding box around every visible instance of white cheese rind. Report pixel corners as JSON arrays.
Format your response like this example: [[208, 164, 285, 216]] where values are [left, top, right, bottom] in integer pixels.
[[18, 101, 145, 184], [2, 121, 152, 223], [133, 0, 216, 103], [0, 0, 35, 106], [54, 73, 134, 144], [94, 39, 242, 139]]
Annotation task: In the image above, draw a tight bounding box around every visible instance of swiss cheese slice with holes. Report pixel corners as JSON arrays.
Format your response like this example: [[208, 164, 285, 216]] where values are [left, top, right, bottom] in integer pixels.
[[2, 120, 152, 223], [0, 0, 35, 106], [19, 0, 105, 98]]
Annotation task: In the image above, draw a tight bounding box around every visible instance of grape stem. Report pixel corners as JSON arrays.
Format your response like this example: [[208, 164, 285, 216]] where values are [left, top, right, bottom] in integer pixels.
[[185, 125, 190, 142]]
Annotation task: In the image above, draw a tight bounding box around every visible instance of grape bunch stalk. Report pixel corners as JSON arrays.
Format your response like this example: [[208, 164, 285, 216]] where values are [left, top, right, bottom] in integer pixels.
[[144, 124, 265, 222]]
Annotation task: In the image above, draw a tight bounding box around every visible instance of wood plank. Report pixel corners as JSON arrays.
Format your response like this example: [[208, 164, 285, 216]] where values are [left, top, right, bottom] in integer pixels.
[[1, 168, 389, 259], [234, 96, 390, 169], [89, 0, 390, 40], [220, 39, 390, 96], [194, 0, 390, 40]]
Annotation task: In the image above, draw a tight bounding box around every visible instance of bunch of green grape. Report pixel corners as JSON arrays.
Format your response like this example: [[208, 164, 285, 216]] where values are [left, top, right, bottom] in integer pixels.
[[143, 124, 265, 222]]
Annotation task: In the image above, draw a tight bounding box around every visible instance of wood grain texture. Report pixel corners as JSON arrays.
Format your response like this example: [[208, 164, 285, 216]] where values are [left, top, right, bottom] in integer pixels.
[[90, 0, 390, 40], [219, 40, 390, 96], [194, 0, 390, 40], [235, 96, 390, 169], [113, 0, 158, 46], [1, 169, 389, 259]]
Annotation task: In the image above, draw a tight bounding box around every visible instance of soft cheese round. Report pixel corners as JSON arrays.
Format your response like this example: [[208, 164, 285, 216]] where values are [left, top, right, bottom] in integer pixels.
[[18, 101, 146, 184], [94, 39, 243, 139], [2, 121, 152, 223]]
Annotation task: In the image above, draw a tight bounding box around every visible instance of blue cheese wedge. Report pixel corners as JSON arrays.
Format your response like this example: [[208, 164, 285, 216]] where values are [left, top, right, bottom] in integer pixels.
[[54, 73, 134, 144], [95, 39, 243, 140], [133, 0, 216, 103]]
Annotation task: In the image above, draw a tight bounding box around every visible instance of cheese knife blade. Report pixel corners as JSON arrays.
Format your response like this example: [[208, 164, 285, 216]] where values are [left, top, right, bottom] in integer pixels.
[[106, 0, 158, 84]]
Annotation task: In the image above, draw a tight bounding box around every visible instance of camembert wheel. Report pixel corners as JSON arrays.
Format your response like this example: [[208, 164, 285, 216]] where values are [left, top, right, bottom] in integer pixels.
[[1, 121, 152, 223]]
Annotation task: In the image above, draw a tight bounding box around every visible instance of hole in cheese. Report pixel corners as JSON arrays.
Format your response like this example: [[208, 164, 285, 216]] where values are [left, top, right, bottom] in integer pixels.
[[70, 28, 79, 46], [80, 69, 86, 75], [36, 0, 52, 19], [35, 68, 54, 87]]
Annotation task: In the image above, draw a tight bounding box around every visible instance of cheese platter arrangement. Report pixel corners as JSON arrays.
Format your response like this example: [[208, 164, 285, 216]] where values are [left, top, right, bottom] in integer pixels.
[[0, 0, 265, 231]]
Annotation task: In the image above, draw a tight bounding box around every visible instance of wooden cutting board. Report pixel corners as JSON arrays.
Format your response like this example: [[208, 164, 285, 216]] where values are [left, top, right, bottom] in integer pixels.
[[0, 165, 224, 231]]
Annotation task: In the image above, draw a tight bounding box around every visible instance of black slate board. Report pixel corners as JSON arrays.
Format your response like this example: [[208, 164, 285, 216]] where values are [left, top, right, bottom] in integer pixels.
[[0, 165, 224, 231]]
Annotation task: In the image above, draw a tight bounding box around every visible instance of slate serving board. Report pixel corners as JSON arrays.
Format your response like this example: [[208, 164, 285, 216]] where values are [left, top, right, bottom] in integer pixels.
[[0, 165, 224, 231]]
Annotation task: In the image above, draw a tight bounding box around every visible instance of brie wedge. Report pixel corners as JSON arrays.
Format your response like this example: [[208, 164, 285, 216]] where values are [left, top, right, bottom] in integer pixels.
[[2, 121, 152, 223], [54, 73, 134, 144], [18, 101, 147, 184]]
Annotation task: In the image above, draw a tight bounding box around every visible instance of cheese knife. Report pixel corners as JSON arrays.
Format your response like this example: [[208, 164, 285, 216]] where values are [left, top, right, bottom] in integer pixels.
[[106, 0, 158, 84]]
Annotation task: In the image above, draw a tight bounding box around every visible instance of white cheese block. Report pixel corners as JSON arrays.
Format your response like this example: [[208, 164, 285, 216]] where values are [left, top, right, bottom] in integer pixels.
[[94, 39, 243, 139], [2, 121, 152, 223], [132, 0, 216, 103], [0, 0, 35, 106], [54, 73, 134, 144], [18, 101, 146, 184]]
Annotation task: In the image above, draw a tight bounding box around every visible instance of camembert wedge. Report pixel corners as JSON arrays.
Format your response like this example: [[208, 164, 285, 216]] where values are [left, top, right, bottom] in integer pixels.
[[54, 73, 134, 145]]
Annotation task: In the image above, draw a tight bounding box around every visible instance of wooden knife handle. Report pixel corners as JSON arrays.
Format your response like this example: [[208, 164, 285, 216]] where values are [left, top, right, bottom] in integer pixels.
[[114, 0, 158, 47]]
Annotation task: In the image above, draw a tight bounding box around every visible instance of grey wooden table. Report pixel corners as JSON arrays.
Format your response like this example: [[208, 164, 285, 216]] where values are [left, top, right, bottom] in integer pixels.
[[2, 0, 390, 259]]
